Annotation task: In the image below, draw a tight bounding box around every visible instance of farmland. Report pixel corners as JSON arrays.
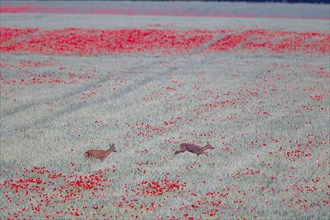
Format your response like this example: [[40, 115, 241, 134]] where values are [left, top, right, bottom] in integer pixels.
[[0, 2, 329, 219]]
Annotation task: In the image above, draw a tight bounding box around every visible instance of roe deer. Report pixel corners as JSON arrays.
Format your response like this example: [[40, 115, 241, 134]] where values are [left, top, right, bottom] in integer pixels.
[[174, 141, 214, 156], [85, 143, 117, 161]]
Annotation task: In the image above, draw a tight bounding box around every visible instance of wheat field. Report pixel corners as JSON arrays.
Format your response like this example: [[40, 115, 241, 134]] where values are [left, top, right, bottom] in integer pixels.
[[1, 3, 329, 219]]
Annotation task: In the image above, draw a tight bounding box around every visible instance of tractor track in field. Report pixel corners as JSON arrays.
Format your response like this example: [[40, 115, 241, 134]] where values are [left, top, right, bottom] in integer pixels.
[[1, 72, 152, 138], [1, 54, 196, 138]]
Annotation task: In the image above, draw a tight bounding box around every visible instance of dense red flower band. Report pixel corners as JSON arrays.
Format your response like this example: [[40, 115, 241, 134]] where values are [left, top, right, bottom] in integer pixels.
[[1, 27, 329, 55]]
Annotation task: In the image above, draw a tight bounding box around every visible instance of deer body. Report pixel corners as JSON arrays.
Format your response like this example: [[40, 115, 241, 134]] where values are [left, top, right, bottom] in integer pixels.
[[175, 141, 214, 156], [85, 144, 116, 161]]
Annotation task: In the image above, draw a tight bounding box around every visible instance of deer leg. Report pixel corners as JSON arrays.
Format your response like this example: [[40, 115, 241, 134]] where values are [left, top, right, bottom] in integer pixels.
[[196, 151, 205, 156], [174, 149, 186, 155]]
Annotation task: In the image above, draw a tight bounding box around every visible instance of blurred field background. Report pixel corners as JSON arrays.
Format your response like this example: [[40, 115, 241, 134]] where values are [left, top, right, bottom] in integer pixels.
[[0, 1, 329, 219]]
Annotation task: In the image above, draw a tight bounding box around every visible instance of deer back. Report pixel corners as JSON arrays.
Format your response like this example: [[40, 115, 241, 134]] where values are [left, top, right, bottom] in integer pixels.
[[86, 149, 106, 158], [183, 143, 204, 154]]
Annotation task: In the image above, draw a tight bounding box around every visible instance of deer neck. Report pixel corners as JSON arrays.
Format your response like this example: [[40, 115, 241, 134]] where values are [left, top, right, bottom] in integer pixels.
[[105, 148, 113, 157], [201, 145, 208, 151]]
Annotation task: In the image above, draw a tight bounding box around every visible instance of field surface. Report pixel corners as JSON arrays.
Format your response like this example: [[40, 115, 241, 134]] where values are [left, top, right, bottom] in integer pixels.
[[0, 1, 329, 219], [1, 1, 329, 19]]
